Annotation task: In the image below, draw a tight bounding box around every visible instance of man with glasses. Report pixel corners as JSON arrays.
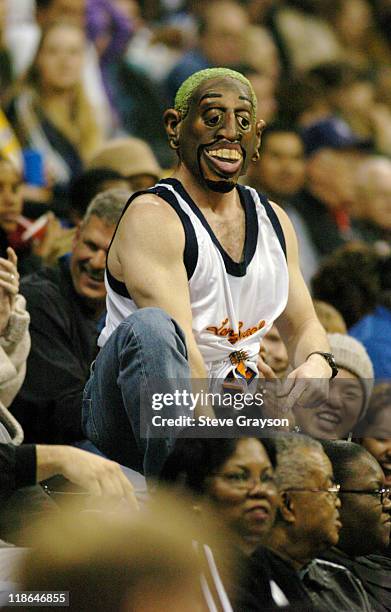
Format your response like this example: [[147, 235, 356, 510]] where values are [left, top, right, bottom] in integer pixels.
[[321, 440, 391, 612], [243, 434, 371, 611]]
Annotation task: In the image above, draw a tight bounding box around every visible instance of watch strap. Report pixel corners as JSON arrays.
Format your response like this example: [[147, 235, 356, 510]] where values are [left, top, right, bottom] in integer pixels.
[[306, 351, 338, 379]]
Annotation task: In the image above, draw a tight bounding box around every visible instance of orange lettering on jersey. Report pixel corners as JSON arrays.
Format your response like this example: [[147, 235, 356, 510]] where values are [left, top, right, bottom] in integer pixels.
[[206, 318, 266, 345]]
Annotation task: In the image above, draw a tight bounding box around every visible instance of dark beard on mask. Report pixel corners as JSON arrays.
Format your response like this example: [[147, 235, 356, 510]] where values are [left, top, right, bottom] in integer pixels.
[[205, 179, 236, 193]]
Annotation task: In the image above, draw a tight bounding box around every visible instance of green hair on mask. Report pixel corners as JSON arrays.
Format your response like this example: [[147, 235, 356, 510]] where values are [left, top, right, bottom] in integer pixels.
[[174, 68, 257, 121]]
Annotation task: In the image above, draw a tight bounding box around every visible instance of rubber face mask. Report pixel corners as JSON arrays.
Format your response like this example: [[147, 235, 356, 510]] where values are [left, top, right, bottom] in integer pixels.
[[178, 78, 260, 193]]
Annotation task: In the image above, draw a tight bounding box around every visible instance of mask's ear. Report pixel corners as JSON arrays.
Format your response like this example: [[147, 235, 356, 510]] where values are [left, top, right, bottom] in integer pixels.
[[164, 108, 182, 150], [279, 491, 296, 524], [252, 119, 266, 162]]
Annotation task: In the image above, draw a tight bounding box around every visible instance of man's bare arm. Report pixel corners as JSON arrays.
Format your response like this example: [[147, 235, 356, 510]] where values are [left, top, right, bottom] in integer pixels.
[[110, 194, 207, 379], [272, 201, 332, 376]]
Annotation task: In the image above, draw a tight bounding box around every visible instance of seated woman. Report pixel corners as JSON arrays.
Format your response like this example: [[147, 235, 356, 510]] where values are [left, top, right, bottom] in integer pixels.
[[160, 437, 277, 555], [5, 21, 102, 218], [293, 333, 374, 439], [0, 156, 64, 276], [159, 436, 287, 610]]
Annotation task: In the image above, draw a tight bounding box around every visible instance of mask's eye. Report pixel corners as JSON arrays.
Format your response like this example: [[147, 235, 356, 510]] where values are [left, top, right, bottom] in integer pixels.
[[204, 111, 222, 127], [237, 115, 251, 130]]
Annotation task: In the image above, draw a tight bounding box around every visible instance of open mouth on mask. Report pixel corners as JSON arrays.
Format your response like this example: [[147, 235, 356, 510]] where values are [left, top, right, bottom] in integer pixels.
[[202, 144, 244, 177]]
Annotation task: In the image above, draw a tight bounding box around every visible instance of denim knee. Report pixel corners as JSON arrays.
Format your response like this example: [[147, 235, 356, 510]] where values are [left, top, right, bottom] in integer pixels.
[[119, 307, 186, 353], [126, 307, 173, 333]]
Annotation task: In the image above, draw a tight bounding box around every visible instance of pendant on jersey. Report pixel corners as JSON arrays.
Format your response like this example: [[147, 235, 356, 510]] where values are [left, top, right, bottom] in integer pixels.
[[222, 350, 256, 393]]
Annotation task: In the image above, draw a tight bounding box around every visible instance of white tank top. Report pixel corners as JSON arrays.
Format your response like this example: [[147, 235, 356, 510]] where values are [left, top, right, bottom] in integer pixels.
[[99, 178, 289, 383]]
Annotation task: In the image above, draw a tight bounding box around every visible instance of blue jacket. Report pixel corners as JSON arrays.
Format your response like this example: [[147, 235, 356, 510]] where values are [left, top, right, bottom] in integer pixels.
[[349, 306, 391, 379]]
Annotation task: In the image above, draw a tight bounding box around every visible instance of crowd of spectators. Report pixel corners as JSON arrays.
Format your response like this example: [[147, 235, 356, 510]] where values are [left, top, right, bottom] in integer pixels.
[[0, 0, 390, 610]]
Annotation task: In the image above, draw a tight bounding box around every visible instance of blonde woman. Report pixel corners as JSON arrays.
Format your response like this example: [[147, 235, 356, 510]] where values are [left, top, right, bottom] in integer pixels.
[[6, 21, 102, 217]]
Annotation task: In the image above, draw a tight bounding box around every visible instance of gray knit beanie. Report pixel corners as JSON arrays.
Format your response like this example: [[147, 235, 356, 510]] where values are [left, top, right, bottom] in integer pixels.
[[328, 333, 374, 419]]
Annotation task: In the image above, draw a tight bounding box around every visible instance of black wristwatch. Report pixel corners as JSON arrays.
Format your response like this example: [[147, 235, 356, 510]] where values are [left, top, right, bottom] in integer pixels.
[[306, 351, 339, 379]]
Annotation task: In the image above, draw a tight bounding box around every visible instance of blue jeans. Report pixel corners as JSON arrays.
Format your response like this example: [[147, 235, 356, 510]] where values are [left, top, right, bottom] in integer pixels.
[[82, 308, 191, 477]]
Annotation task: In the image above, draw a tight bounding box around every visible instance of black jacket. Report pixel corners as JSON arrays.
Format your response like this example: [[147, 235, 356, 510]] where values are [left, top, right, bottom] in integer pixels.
[[300, 557, 372, 612], [11, 259, 100, 443], [239, 546, 313, 611], [290, 189, 357, 258], [243, 546, 372, 612], [0, 443, 36, 503], [321, 547, 391, 612]]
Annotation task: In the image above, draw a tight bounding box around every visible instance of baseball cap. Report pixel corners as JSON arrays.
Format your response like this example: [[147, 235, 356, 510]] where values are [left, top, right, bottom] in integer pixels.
[[302, 116, 373, 157]]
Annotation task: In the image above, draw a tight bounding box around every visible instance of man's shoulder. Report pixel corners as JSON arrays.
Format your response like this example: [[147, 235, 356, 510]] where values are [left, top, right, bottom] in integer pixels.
[[304, 558, 371, 612], [116, 190, 184, 234], [311, 557, 367, 594], [321, 547, 391, 578], [19, 265, 69, 319], [249, 548, 312, 609], [251, 546, 296, 577], [364, 553, 391, 568], [127, 190, 169, 208], [313, 557, 355, 576], [20, 266, 61, 297]]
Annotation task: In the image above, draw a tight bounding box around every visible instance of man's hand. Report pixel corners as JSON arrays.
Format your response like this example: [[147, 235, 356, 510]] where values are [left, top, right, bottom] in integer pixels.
[[257, 353, 277, 380], [279, 353, 332, 414], [257, 354, 295, 430], [36, 445, 139, 510]]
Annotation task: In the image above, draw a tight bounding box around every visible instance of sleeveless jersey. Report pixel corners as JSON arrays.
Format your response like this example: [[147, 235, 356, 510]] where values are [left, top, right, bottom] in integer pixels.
[[99, 178, 289, 383]]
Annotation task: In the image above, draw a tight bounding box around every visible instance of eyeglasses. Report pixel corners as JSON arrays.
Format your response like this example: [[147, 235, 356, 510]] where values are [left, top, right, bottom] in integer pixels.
[[283, 484, 341, 499], [212, 472, 276, 491], [341, 487, 391, 505]]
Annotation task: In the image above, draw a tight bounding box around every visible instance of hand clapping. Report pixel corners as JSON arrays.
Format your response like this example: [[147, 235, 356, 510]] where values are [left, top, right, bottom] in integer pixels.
[[0, 247, 19, 335]]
